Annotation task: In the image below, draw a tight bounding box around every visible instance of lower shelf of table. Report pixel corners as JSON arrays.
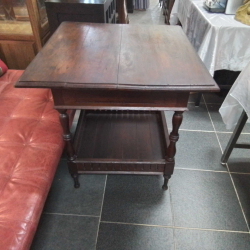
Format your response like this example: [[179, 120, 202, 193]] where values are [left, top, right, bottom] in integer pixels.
[[73, 110, 170, 174]]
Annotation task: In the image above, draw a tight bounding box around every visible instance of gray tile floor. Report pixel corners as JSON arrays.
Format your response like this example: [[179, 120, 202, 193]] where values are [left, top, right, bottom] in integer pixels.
[[129, 0, 165, 25], [31, 1, 250, 249]]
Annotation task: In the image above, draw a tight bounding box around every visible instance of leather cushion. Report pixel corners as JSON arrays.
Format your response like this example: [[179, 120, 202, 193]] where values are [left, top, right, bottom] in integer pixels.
[[0, 60, 8, 77], [0, 70, 66, 250]]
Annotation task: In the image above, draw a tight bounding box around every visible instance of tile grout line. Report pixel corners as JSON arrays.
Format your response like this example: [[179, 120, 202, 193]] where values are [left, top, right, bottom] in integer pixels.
[[175, 167, 250, 175], [180, 129, 217, 133], [174, 226, 250, 234], [169, 186, 177, 250], [225, 165, 250, 232], [94, 174, 108, 248], [188, 101, 224, 105], [175, 167, 227, 173], [172, 128, 250, 135], [100, 220, 173, 228], [203, 95, 250, 232], [43, 212, 100, 218], [100, 220, 250, 234], [229, 171, 250, 175]]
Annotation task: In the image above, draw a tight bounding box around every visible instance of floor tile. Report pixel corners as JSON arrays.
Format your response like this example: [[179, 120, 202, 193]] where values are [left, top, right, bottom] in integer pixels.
[[231, 173, 250, 228], [129, 1, 165, 25], [203, 92, 225, 104], [188, 93, 204, 104], [175, 228, 250, 250], [207, 104, 250, 133], [31, 214, 99, 250], [175, 131, 226, 171], [217, 133, 250, 173], [73, 110, 81, 122], [97, 223, 174, 250], [43, 160, 106, 216], [165, 103, 213, 131], [170, 169, 248, 231], [70, 121, 78, 136], [101, 175, 173, 226]]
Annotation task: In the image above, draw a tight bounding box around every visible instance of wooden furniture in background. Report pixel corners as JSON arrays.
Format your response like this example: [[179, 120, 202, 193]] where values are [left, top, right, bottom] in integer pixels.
[[116, 0, 129, 23], [17, 22, 219, 190], [0, 0, 50, 69], [163, 0, 175, 24], [126, 0, 134, 13], [45, 0, 116, 34]]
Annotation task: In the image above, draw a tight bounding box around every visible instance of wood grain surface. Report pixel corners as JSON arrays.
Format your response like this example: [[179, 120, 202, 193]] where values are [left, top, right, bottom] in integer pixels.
[[17, 22, 219, 92]]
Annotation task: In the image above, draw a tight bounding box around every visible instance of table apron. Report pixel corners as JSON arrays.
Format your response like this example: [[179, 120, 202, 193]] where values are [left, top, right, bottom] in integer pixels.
[[52, 88, 189, 110]]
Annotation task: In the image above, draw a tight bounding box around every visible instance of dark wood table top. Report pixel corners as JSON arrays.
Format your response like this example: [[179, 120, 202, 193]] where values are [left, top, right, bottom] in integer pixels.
[[16, 22, 219, 92]]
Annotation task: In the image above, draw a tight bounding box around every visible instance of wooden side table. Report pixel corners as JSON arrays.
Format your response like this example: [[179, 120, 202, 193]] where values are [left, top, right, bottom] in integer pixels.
[[16, 22, 219, 190]]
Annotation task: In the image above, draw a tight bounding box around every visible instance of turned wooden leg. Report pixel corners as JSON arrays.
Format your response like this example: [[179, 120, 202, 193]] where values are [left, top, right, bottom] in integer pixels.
[[71, 173, 80, 188], [162, 175, 170, 190], [162, 111, 183, 190], [58, 109, 80, 188]]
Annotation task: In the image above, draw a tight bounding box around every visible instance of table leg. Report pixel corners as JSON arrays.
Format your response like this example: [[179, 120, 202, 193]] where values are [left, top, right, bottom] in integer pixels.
[[195, 93, 202, 107], [162, 111, 183, 190], [221, 110, 248, 165], [58, 109, 80, 188]]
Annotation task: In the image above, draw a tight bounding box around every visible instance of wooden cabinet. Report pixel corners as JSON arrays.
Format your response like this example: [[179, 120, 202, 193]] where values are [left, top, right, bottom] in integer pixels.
[[45, 0, 116, 35], [0, 40, 36, 69], [0, 0, 50, 69], [126, 0, 134, 13]]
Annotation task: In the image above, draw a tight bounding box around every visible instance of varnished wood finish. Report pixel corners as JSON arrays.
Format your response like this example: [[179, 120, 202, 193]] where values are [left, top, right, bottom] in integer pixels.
[[73, 110, 168, 174], [58, 109, 76, 161], [163, 111, 183, 189], [26, 0, 45, 50], [0, 40, 37, 69], [0, 0, 50, 69], [52, 88, 189, 110], [166, 111, 183, 163], [17, 23, 219, 92], [58, 109, 80, 188], [75, 110, 166, 159], [16, 23, 219, 189]]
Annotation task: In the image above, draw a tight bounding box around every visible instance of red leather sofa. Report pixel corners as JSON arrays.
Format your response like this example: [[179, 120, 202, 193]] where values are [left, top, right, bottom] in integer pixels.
[[0, 70, 71, 249]]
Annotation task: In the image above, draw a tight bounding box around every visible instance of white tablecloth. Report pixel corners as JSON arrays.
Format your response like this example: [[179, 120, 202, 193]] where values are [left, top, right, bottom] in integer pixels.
[[170, 0, 200, 27], [219, 61, 250, 129], [170, 0, 250, 75]]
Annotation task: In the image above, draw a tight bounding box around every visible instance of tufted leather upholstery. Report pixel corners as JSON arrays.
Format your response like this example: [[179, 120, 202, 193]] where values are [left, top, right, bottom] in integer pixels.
[[0, 70, 70, 249]]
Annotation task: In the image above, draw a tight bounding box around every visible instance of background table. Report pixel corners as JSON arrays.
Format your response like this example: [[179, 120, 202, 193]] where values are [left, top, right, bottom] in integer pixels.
[[170, 0, 250, 75], [219, 61, 250, 164], [219, 61, 250, 130]]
